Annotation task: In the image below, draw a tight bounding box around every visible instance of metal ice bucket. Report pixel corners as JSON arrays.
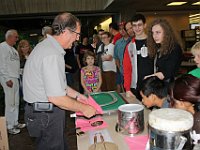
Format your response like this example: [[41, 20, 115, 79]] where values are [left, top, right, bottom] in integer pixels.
[[117, 104, 144, 135]]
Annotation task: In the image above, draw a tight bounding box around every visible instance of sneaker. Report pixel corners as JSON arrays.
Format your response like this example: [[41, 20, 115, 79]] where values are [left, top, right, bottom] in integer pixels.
[[15, 123, 26, 129], [8, 128, 20, 135]]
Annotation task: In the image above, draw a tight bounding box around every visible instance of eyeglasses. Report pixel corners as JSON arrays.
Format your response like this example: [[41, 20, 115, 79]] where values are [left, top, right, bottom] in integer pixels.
[[101, 36, 108, 39], [132, 23, 144, 28], [67, 28, 81, 36]]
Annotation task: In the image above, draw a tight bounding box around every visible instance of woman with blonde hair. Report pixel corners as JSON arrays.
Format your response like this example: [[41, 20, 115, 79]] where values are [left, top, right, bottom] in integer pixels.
[[17, 39, 32, 69]]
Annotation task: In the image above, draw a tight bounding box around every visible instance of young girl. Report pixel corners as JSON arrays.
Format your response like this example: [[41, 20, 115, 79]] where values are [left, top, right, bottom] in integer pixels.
[[81, 51, 102, 94]]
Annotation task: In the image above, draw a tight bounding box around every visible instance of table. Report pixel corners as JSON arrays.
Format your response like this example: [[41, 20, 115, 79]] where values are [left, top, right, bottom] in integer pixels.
[[76, 93, 150, 150]]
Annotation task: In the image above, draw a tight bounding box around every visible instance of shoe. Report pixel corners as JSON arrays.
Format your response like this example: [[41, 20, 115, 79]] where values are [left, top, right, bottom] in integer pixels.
[[8, 128, 20, 135], [15, 123, 26, 129]]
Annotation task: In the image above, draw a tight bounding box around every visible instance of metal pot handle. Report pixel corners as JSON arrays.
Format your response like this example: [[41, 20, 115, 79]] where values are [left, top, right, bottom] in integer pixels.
[[176, 136, 187, 150]]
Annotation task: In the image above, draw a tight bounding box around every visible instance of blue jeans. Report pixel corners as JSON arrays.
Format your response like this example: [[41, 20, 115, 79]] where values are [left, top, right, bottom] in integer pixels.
[[24, 104, 68, 150]]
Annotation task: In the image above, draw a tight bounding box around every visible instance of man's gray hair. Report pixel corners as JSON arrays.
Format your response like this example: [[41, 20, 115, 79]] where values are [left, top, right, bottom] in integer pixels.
[[52, 12, 81, 36], [42, 26, 53, 36], [5, 29, 18, 39]]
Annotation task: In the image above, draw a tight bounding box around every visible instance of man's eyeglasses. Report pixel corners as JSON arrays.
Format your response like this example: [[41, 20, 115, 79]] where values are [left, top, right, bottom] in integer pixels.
[[68, 28, 81, 36]]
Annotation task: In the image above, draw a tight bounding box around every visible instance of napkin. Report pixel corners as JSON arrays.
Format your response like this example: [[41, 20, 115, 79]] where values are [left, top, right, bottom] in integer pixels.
[[76, 95, 103, 116], [124, 135, 149, 150], [76, 117, 107, 132]]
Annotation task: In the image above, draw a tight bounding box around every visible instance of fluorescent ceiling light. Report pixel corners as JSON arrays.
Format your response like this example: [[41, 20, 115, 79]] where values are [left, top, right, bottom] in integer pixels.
[[189, 13, 200, 17], [29, 33, 38, 37], [192, 1, 200, 5], [167, 2, 187, 6]]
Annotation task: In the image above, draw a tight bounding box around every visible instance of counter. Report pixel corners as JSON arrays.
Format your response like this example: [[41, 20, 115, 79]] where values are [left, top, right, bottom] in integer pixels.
[[76, 93, 150, 150]]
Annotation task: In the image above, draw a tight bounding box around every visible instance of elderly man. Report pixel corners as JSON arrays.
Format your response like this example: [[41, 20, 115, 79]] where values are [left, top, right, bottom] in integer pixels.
[[0, 29, 26, 134], [23, 12, 96, 150]]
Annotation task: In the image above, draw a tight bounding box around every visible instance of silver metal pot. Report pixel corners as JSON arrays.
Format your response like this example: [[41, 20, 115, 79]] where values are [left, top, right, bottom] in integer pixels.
[[148, 108, 194, 150], [149, 126, 192, 150], [117, 104, 144, 135]]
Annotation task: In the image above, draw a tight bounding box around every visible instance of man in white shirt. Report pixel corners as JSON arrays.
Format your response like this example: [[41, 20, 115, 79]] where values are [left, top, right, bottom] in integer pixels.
[[23, 12, 96, 150], [0, 29, 26, 134]]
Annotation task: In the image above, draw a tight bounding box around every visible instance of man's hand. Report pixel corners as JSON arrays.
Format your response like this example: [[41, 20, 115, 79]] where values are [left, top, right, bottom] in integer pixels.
[[6, 80, 13, 88], [82, 105, 96, 118]]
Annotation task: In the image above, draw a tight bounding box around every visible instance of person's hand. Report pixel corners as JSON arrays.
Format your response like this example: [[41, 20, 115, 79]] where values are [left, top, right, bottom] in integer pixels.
[[154, 72, 164, 80], [6, 80, 13, 88], [144, 72, 164, 80], [93, 89, 99, 93], [126, 91, 135, 98], [82, 105, 96, 118]]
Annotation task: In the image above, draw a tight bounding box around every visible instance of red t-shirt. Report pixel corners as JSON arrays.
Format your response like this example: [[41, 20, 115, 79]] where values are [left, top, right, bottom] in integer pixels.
[[112, 32, 122, 45]]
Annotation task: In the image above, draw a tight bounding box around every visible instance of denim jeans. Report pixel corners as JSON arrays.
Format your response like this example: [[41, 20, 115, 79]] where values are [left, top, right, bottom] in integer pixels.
[[24, 103, 68, 150]]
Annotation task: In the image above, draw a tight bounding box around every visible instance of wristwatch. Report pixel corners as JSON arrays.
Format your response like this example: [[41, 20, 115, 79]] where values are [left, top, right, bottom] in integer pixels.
[[75, 93, 80, 100]]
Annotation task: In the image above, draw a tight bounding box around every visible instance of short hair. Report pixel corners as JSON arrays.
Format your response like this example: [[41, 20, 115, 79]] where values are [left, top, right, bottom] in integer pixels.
[[141, 76, 168, 99], [98, 29, 104, 33], [83, 51, 96, 65], [191, 41, 200, 55], [124, 21, 132, 32], [5, 29, 18, 39], [101, 31, 111, 38], [42, 26, 53, 36], [131, 14, 146, 24], [52, 12, 81, 35], [169, 74, 200, 106], [109, 23, 119, 31]]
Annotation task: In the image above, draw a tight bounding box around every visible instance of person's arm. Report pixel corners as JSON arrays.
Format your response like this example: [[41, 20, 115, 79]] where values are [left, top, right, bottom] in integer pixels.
[[101, 54, 113, 61], [76, 54, 81, 69], [65, 64, 72, 70], [115, 59, 120, 70], [42, 55, 96, 118], [113, 43, 120, 70], [0, 45, 13, 87], [144, 72, 164, 80], [101, 44, 114, 61], [94, 67, 102, 92], [80, 68, 90, 94], [159, 44, 183, 80], [48, 96, 96, 118], [123, 44, 132, 91], [123, 43, 135, 97], [0, 46, 9, 79]]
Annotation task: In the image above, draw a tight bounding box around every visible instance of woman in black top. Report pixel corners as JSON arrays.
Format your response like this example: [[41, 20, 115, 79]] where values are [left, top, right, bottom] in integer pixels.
[[146, 18, 183, 82]]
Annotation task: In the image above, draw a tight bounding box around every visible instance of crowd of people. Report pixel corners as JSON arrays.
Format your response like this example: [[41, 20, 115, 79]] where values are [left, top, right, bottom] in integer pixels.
[[0, 12, 200, 149]]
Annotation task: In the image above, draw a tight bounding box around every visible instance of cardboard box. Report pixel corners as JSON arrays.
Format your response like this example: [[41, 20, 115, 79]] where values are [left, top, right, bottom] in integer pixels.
[[0, 117, 9, 150]]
